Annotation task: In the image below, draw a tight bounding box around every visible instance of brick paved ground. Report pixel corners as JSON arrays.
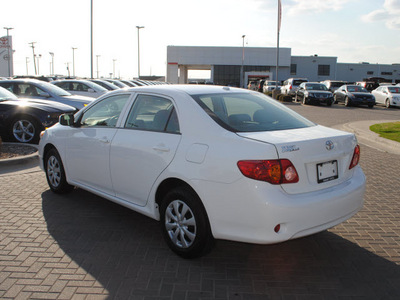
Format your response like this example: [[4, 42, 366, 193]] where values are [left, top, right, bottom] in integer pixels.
[[0, 103, 399, 299]]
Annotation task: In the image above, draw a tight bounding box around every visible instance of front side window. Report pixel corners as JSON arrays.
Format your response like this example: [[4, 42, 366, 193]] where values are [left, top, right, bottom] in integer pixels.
[[125, 94, 180, 133], [80, 94, 130, 127], [192, 92, 315, 132]]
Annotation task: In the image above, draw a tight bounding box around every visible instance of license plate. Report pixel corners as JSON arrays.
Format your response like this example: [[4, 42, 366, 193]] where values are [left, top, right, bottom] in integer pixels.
[[317, 160, 338, 183]]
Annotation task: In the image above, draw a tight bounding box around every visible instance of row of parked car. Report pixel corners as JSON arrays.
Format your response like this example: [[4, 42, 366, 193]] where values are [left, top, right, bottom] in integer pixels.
[[0, 77, 168, 144], [250, 77, 400, 109]]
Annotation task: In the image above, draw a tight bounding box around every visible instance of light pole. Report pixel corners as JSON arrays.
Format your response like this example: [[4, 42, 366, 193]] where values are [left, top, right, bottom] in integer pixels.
[[4, 27, 13, 77], [112, 59, 117, 78], [49, 52, 54, 76], [25, 57, 29, 75], [242, 34, 246, 88], [36, 54, 42, 75], [90, 0, 94, 78], [72, 47, 77, 77], [66, 62, 70, 77], [136, 26, 144, 78], [29, 42, 37, 75], [96, 55, 100, 78]]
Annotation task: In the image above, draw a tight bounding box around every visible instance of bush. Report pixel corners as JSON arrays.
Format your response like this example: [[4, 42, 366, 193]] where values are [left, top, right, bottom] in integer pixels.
[[279, 95, 292, 102]]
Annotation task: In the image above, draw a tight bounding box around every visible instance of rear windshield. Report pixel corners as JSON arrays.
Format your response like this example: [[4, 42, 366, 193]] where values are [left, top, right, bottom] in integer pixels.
[[293, 80, 307, 86], [192, 92, 315, 132], [388, 87, 400, 93]]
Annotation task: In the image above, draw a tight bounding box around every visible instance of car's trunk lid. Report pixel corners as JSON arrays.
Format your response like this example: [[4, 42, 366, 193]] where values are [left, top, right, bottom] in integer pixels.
[[238, 125, 358, 194]]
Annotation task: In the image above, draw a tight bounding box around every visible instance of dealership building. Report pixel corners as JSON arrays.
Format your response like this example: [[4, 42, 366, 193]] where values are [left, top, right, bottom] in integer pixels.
[[166, 46, 400, 86]]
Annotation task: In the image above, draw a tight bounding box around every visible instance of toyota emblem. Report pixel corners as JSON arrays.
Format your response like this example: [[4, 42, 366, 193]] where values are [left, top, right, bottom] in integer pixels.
[[325, 140, 334, 150]]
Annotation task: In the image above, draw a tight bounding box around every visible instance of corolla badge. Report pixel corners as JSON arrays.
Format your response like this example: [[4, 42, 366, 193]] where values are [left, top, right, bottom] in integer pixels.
[[325, 140, 334, 150]]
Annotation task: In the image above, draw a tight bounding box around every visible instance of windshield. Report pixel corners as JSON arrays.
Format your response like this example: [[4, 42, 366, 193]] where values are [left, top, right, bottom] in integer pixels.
[[38, 81, 72, 96], [267, 81, 278, 86], [0, 87, 18, 101], [330, 82, 345, 87], [192, 92, 315, 132], [305, 84, 328, 91], [388, 87, 400, 93], [347, 85, 368, 93]]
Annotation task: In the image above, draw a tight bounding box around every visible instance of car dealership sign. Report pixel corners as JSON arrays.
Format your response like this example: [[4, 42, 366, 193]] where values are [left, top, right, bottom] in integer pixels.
[[0, 36, 13, 77]]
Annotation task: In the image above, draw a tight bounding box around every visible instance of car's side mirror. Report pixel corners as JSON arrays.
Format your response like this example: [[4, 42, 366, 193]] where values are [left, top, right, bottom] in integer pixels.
[[59, 113, 75, 126]]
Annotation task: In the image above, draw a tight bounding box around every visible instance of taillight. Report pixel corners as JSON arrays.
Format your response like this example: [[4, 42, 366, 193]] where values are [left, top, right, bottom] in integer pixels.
[[237, 159, 299, 184], [289, 84, 292, 90], [349, 145, 360, 169]]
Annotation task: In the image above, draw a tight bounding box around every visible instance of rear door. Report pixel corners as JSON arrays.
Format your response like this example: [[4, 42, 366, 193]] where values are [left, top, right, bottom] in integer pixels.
[[110, 93, 182, 206]]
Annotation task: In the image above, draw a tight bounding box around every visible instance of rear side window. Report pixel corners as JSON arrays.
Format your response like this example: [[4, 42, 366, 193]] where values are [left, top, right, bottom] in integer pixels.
[[192, 92, 315, 132]]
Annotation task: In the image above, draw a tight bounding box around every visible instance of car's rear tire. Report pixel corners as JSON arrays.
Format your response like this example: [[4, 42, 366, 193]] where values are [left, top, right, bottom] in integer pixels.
[[345, 97, 351, 107], [302, 95, 307, 105], [44, 148, 74, 194], [9, 116, 40, 144], [160, 187, 214, 258], [386, 99, 391, 108]]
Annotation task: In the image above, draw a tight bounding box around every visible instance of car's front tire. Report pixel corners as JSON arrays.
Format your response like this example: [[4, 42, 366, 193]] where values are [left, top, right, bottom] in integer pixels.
[[160, 187, 214, 258], [386, 99, 391, 108], [345, 97, 351, 107], [9, 116, 40, 144], [44, 148, 74, 194]]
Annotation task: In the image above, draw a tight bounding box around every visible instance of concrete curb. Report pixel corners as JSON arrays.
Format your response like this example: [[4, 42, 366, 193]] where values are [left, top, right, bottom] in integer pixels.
[[0, 143, 39, 166], [332, 120, 400, 156]]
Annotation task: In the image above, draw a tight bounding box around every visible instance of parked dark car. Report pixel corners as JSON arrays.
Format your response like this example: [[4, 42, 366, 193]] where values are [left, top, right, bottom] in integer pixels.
[[295, 82, 334, 106], [333, 85, 375, 108], [0, 86, 76, 144]]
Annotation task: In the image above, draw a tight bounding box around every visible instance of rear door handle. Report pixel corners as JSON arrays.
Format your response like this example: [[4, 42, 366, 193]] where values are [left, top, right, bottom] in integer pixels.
[[153, 145, 170, 152]]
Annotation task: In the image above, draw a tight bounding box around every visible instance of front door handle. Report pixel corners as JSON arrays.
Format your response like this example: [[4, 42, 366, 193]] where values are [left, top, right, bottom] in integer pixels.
[[99, 137, 110, 144]]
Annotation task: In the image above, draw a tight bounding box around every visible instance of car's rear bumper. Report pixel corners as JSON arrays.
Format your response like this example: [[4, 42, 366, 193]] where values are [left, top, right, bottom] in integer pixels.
[[194, 166, 366, 244]]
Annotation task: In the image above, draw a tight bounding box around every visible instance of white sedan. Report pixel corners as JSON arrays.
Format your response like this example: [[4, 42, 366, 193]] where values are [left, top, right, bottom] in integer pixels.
[[371, 85, 400, 108], [39, 85, 366, 258]]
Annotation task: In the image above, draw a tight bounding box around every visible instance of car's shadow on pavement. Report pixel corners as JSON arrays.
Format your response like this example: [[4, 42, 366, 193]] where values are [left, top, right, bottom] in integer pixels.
[[42, 188, 400, 299]]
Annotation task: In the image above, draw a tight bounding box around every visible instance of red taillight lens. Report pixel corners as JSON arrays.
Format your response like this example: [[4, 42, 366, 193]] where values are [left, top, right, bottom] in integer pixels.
[[349, 145, 360, 169], [237, 159, 299, 184]]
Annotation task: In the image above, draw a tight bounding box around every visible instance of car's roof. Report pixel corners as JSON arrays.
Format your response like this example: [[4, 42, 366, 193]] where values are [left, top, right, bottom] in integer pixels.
[[106, 84, 246, 96]]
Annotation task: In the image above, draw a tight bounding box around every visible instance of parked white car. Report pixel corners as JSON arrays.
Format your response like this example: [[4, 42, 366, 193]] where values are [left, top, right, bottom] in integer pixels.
[[371, 85, 400, 108], [281, 78, 308, 96], [52, 79, 108, 98], [39, 85, 365, 258], [262, 80, 281, 93]]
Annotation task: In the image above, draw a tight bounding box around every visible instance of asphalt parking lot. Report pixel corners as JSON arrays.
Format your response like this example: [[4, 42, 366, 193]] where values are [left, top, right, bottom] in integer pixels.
[[0, 102, 399, 300]]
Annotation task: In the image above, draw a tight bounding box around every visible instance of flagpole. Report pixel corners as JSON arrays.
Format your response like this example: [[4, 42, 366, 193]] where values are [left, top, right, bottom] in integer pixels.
[[275, 0, 281, 94]]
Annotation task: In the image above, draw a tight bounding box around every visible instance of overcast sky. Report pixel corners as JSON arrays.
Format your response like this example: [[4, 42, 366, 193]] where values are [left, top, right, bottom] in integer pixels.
[[2, 0, 400, 79]]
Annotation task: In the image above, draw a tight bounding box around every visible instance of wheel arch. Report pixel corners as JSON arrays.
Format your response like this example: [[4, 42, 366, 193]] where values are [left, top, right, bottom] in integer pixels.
[[154, 177, 211, 226], [42, 143, 57, 166]]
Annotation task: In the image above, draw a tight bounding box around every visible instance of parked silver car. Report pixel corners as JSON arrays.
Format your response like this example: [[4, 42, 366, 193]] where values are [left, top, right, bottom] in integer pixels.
[[52, 79, 108, 98], [0, 79, 94, 110]]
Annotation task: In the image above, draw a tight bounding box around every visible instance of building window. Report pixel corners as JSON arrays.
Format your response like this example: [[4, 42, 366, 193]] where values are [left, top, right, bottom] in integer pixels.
[[318, 65, 330, 76], [290, 64, 297, 75], [367, 71, 374, 75], [381, 71, 393, 75]]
